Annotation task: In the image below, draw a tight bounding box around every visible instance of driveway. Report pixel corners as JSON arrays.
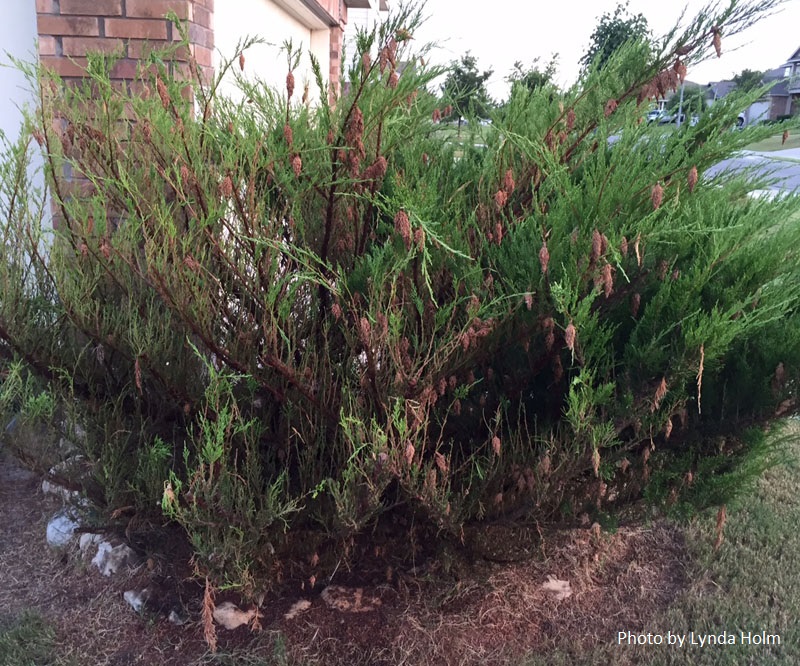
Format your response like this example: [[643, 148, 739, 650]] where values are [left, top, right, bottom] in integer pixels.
[[706, 148, 800, 196]]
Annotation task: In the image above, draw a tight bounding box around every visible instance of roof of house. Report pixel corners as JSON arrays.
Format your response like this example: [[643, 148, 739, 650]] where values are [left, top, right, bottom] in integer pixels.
[[764, 67, 790, 97], [785, 45, 800, 64], [705, 80, 737, 99], [770, 80, 789, 96]]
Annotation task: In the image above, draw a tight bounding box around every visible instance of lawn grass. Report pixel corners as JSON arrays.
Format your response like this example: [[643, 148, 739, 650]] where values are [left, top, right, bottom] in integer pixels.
[[0, 610, 60, 666], [523, 420, 800, 666], [433, 121, 490, 146], [746, 130, 800, 152]]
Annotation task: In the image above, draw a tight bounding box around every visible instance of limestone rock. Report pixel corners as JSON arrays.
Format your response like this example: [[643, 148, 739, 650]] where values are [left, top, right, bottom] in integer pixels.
[[46, 510, 80, 548], [123, 588, 151, 613], [91, 540, 141, 576], [41, 456, 86, 501], [541, 575, 572, 601], [168, 609, 188, 626], [320, 585, 382, 613], [212, 601, 256, 630], [284, 599, 312, 620], [41, 478, 78, 501], [78, 532, 104, 558]]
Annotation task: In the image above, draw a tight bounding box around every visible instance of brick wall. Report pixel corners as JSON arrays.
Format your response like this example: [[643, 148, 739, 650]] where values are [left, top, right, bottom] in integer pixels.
[[329, 23, 344, 92], [36, 0, 214, 85]]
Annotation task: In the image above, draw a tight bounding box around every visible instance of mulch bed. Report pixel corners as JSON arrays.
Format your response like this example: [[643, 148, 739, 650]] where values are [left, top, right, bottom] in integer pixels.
[[0, 447, 690, 665]]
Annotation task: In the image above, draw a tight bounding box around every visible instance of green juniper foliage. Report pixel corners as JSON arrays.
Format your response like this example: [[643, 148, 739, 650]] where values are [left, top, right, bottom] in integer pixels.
[[0, 1, 798, 597]]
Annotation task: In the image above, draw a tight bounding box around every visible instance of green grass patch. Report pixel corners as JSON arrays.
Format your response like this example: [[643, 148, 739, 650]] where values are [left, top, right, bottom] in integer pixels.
[[746, 130, 800, 152], [432, 121, 490, 146], [0, 611, 59, 666], [524, 420, 800, 666]]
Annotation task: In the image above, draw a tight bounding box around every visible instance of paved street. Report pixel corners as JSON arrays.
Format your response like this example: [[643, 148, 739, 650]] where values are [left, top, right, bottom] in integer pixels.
[[706, 148, 800, 196]]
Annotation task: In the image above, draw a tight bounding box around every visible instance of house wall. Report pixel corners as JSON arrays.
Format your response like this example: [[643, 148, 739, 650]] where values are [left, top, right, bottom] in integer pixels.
[[32, 0, 354, 103], [1, 3, 39, 144], [1, 2, 47, 221], [214, 0, 329, 101], [344, 5, 385, 65], [36, 0, 214, 87]]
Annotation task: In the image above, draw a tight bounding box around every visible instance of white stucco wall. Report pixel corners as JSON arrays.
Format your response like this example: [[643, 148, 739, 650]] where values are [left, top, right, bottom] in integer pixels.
[[0, 3, 38, 144], [214, 0, 331, 103], [0, 2, 45, 218]]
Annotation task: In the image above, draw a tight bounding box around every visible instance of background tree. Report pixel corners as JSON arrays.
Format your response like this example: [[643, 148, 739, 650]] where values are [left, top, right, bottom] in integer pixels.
[[732, 68, 765, 92], [667, 85, 707, 116], [441, 51, 493, 133], [506, 55, 559, 93], [580, 1, 651, 71]]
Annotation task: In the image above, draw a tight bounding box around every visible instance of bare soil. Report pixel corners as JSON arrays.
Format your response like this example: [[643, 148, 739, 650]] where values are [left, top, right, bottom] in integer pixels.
[[0, 446, 691, 665]]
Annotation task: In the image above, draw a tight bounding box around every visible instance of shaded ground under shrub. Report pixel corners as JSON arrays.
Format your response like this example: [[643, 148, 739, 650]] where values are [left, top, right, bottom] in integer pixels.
[[0, 445, 689, 666]]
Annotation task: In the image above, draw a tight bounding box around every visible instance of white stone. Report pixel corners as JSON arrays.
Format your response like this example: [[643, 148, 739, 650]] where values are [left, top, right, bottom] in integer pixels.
[[91, 541, 141, 576], [123, 588, 151, 613], [320, 585, 382, 612], [41, 479, 78, 501], [212, 601, 256, 630], [284, 599, 312, 620], [46, 510, 80, 548], [541, 575, 573, 601], [168, 609, 188, 626], [78, 532, 104, 557], [41, 456, 87, 500]]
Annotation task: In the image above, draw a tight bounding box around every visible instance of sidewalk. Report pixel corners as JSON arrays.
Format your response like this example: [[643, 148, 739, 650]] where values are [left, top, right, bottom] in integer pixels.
[[750, 147, 800, 162]]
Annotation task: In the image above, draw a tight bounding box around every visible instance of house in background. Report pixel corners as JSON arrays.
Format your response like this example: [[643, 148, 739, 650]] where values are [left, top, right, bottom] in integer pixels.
[[703, 45, 800, 126], [768, 46, 800, 120], [705, 77, 770, 126]]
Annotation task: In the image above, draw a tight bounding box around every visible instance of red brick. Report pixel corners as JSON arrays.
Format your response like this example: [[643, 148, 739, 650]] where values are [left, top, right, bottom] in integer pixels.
[[191, 44, 213, 67], [60, 177, 97, 198], [38, 15, 100, 37], [39, 55, 90, 78], [126, 0, 192, 20], [170, 62, 210, 86], [105, 18, 168, 40], [188, 23, 213, 49], [60, 0, 122, 16], [127, 80, 149, 97], [38, 36, 58, 57], [110, 59, 144, 79], [35, 0, 57, 13], [62, 37, 125, 57], [128, 40, 164, 59], [198, 65, 213, 85], [192, 5, 212, 28]]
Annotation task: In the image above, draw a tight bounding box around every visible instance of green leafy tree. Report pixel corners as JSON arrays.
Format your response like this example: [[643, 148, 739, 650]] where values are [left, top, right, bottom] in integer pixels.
[[441, 51, 493, 132], [667, 85, 707, 115], [732, 68, 765, 92], [581, 1, 651, 71], [506, 56, 559, 93]]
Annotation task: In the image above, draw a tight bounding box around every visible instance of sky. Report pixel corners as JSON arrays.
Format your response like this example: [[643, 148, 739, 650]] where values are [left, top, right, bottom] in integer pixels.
[[411, 0, 800, 100]]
